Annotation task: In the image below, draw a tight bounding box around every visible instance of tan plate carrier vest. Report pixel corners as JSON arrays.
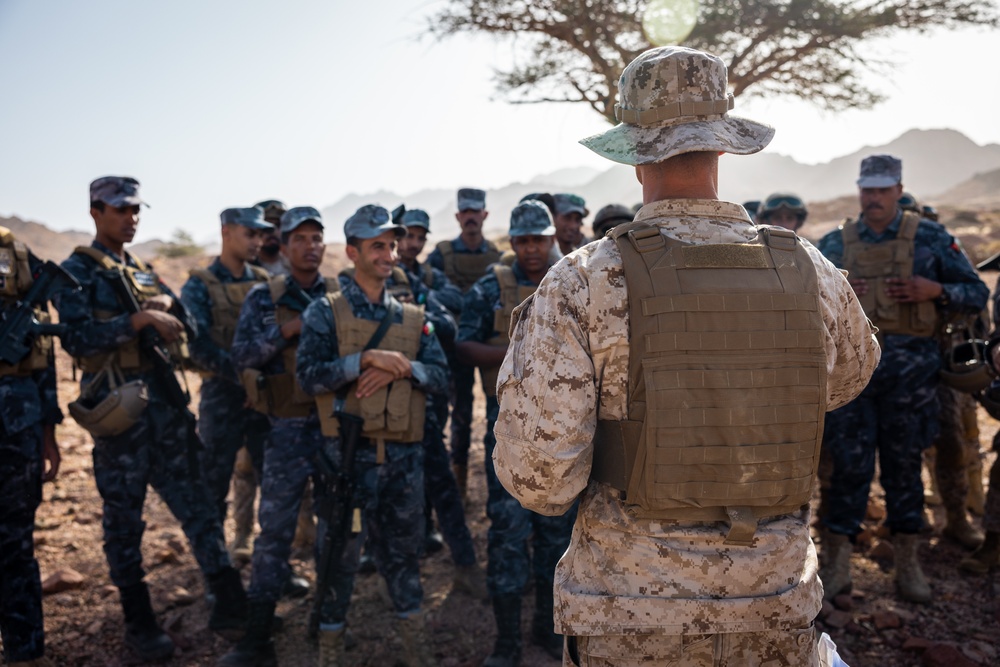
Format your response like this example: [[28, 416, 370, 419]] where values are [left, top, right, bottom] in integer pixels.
[[436, 239, 501, 292], [242, 275, 339, 419], [590, 222, 829, 545], [71, 246, 189, 373], [315, 291, 426, 444], [189, 265, 269, 350], [481, 264, 537, 397], [840, 211, 936, 337], [0, 226, 52, 377]]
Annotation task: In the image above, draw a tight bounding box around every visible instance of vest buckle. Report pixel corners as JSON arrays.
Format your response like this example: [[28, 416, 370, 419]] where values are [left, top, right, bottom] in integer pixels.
[[627, 227, 665, 253]]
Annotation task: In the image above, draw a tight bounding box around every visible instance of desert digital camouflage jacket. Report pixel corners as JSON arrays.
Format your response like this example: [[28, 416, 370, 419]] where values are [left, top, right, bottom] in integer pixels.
[[493, 199, 881, 636]]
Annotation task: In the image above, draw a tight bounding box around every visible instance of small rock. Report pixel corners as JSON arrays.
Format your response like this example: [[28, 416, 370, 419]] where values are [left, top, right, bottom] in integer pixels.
[[824, 609, 852, 629], [869, 539, 895, 561], [35, 517, 61, 531], [873, 610, 901, 630], [42, 568, 85, 594], [98, 584, 118, 599], [153, 549, 180, 565], [163, 586, 196, 606], [922, 643, 979, 667], [84, 620, 103, 635], [166, 536, 187, 554], [164, 609, 185, 632], [832, 594, 853, 611], [34, 534, 47, 547], [903, 636, 935, 651], [866, 501, 886, 521]]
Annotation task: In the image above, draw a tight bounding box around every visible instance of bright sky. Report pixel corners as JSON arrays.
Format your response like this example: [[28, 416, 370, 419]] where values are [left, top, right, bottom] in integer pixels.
[[0, 0, 997, 242]]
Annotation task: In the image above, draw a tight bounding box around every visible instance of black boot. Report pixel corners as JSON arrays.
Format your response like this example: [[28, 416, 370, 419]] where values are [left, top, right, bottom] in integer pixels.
[[120, 582, 175, 661], [483, 595, 521, 667], [531, 581, 563, 659], [208, 566, 248, 637], [216, 598, 277, 667]]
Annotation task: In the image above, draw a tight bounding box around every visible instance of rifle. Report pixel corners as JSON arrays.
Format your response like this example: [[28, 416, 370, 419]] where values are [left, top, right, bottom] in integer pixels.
[[104, 266, 203, 475], [309, 406, 363, 638], [0, 260, 80, 365]]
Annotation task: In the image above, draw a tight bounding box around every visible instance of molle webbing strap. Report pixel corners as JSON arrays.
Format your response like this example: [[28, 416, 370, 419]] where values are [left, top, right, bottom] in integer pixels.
[[594, 222, 826, 545], [437, 240, 502, 292], [190, 267, 268, 350]]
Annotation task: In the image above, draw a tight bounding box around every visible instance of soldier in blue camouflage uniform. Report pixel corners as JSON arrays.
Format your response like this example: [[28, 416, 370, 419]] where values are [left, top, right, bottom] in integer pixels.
[[180, 208, 276, 558], [53, 177, 245, 661], [299, 205, 449, 666], [0, 229, 63, 667], [427, 188, 501, 500], [397, 208, 487, 598], [218, 206, 335, 667], [456, 201, 577, 665], [552, 193, 590, 256], [817, 156, 989, 604]]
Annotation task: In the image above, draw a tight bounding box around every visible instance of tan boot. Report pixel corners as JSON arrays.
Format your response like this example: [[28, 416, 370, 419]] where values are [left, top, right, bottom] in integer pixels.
[[397, 611, 439, 667], [318, 626, 345, 667], [894, 533, 932, 604], [819, 531, 852, 601], [959, 530, 1000, 575], [967, 457, 986, 516], [942, 508, 984, 550], [452, 463, 468, 504], [452, 563, 488, 601]]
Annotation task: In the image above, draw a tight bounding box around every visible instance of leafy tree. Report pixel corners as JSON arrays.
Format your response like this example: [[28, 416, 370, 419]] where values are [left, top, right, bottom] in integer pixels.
[[427, 0, 999, 123], [160, 229, 203, 258]]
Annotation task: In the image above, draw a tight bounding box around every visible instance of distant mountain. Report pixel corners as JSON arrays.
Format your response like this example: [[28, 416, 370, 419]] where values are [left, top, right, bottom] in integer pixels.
[[936, 167, 1000, 208], [319, 129, 1000, 241], [0, 215, 93, 262]]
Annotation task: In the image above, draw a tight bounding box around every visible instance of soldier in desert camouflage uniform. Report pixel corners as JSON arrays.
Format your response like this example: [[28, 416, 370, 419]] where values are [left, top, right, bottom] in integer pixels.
[[493, 47, 880, 666], [0, 228, 62, 667]]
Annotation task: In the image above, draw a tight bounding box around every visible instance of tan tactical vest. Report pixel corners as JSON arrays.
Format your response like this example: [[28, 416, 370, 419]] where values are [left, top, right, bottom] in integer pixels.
[[480, 264, 537, 397], [242, 275, 339, 419], [315, 291, 426, 444], [189, 265, 269, 349], [590, 222, 828, 545], [840, 211, 935, 337], [71, 246, 189, 373], [436, 239, 501, 292], [0, 226, 52, 377]]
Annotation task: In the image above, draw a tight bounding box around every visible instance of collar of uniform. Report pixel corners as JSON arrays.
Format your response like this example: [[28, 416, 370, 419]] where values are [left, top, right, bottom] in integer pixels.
[[635, 199, 751, 224], [208, 257, 247, 281], [287, 272, 328, 296], [341, 272, 393, 309], [91, 240, 130, 266], [509, 259, 546, 286], [857, 208, 903, 240]]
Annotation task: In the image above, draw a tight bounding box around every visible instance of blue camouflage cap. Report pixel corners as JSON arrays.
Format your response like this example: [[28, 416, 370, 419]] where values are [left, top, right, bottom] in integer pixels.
[[344, 204, 405, 240], [90, 176, 148, 208], [509, 200, 556, 237], [857, 154, 902, 188], [220, 207, 273, 230], [280, 206, 324, 235], [400, 208, 430, 230], [554, 193, 589, 217], [457, 188, 486, 212]]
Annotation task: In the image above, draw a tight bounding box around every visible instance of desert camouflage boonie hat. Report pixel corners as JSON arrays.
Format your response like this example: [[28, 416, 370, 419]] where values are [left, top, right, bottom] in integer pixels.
[[220, 207, 274, 230], [400, 208, 431, 231], [580, 46, 774, 165], [280, 206, 324, 235], [457, 188, 486, 212], [90, 176, 148, 208], [857, 154, 902, 188], [344, 205, 405, 240], [509, 200, 556, 237]]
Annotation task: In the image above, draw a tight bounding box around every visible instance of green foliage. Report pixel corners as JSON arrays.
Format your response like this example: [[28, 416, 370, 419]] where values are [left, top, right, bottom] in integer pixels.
[[159, 230, 203, 258], [427, 0, 999, 123]]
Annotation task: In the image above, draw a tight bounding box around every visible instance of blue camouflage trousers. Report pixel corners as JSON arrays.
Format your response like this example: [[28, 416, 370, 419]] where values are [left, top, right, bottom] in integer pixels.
[[449, 361, 475, 467], [424, 396, 476, 566], [822, 339, 941, 536], [321, 442, 426, 623], [484, 397, 577, 596], [0, 423, 44, 662], [197, 381, 269, 523], [92, 399, 231, 588]]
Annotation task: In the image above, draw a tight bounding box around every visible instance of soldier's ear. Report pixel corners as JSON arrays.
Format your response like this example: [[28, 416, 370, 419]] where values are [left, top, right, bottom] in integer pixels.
[[344, 243, 359, 263]]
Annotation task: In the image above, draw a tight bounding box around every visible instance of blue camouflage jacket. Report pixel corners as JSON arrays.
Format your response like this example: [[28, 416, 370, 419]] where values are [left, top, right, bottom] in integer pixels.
[[398, 260, 463, 315]]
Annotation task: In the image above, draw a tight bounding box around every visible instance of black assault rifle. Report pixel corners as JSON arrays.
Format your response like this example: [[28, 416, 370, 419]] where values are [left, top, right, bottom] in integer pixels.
[[105, 266, 203, 474], [0, 260, 80, 365], [309, 406, 363, 638]]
